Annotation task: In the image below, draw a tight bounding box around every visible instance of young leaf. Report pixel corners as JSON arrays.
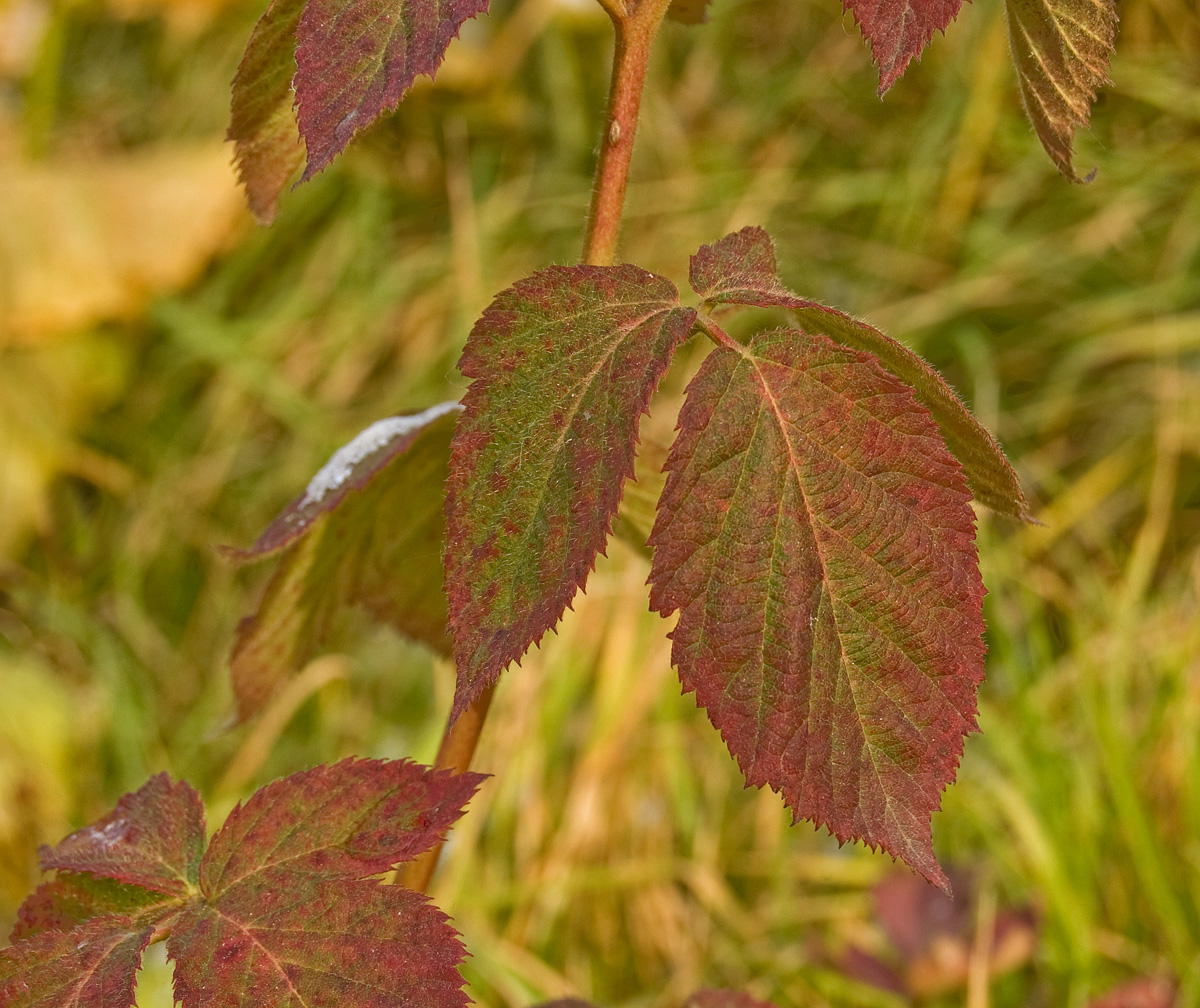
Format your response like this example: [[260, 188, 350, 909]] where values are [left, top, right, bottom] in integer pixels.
[[169, 758, 480, 1008], [445, 265, 696, 718], [843, 0, 964, 94], [690, 227, 1032, 522], [1006, 0, 1117, 182], [293, 0, 489, 180], [229, 403, 459, 721], [0, 917, 155, 1008], [2, 760, 481, 1008], [228, 0, 306, 225], [648, 329, 984, 891], [38, 772, 205, 896]]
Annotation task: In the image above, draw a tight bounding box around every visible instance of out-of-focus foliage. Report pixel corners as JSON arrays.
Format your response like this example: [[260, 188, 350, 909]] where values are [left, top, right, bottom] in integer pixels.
[[0, 0, 1197, 1004]]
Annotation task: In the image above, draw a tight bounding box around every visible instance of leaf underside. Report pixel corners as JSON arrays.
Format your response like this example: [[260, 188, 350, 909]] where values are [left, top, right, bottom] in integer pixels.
[[2, 760, 480, 1008], [228, 0, 306, 224], [842, 0, 965, 93], [229, 403, 459, 721], [445, 264, 695, 719], [1006, 0, 1117, 181], [293, 0, 489, 180], [648, 328, 984, 890], [691, 227, 1032, 523]]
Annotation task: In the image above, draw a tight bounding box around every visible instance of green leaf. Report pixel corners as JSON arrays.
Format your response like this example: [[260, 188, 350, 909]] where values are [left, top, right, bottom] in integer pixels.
[[690, 227, 1032, 522], [0, 917, 154, 1008], [445, 265, 696, 718], [648, 329, 984, 891], [229, 403, 459, 721], [1006, 0, 1118, 181], [228, 0, 306, 224]]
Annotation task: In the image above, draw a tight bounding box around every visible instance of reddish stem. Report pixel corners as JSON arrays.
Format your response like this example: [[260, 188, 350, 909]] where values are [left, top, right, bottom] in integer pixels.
[[697, 312, 746, 353], [400, 684, 496, 892], [404, 0, 670, 894], [582, 0, 674, 266]]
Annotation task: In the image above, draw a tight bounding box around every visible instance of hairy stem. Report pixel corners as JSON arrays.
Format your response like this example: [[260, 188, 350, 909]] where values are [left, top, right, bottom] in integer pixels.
[[582, 0, 674, 266], [697, 312, 745, 352], [401, 684, 496, 892]]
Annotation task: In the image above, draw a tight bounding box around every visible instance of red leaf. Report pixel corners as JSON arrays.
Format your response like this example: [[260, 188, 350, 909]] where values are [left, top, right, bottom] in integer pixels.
[[691, 227, 1031, 522], [6, 760, 478, 1007], [170, 878, 466, 1008], [648, 329, 984, 890], [843, 0, 965, 93], [228, 403, 459, 720], [228, 0, 305, 224], [39, 773, 205, 897], [446, 265, 695, 718], [293, 0, 489, 180], [12, 873, 180, 941], [1006, 0, 1117, 182], [199, 758, 483, 893], [0, 917, 154, 1008], [168, 758, 477, 1007]]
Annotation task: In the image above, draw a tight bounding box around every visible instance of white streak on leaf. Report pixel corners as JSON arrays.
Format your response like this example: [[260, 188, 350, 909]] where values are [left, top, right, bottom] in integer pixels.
[[301, 402, 459, 507]]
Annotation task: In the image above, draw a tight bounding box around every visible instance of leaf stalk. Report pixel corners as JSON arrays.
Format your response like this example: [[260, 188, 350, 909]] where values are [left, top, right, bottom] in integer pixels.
[[696, 312, 745, 353], [400, 684, 496, 892]]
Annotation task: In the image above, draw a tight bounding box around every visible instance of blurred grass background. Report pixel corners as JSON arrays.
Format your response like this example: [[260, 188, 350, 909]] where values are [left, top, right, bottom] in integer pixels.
[[0, 0, 1198, 1003]]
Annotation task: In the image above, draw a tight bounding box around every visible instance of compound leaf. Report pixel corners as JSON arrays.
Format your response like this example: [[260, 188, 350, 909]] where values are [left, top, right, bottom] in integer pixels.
[[38, 773, 205, 897], [690, 228, 1031, 522], [843, 0, 964, 93], [228, 0, 306, 224], [3, 759, 479, 1008], [169, 758, 479, 1008], [0, 917, 154, 1008], [446, 265, 695, 718], [1006, 0, 1117, 181], [229, 403, 459, 721], [648, 329, 984, 890], [293, 0, 489, 180]]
